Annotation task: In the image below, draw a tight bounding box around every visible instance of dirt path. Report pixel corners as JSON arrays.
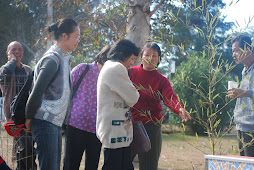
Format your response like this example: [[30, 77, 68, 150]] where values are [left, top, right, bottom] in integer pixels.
[[1, 128, 238, 170], [94, 134, 238, 170]]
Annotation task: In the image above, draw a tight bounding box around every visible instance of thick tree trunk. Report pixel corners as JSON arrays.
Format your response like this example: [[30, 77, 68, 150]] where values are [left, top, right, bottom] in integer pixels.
[[126, 0, 151, 65], [126, 0, 165, 66], [126, 4, 151, 48]]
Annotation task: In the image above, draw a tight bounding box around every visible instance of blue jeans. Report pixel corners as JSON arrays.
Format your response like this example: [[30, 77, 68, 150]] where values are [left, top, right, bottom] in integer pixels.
[[31, 119, 62, 170]]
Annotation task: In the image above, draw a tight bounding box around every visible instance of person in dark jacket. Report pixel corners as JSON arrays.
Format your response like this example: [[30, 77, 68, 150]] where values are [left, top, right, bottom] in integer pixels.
[[0, 41, 36, 170]]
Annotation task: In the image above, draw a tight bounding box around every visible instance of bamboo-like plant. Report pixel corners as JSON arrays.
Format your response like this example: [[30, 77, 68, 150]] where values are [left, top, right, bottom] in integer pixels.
[[169, 0, 254, 155]]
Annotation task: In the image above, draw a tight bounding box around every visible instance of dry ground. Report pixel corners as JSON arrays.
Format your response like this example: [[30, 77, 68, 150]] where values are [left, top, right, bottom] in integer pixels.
[[95, 133, 238, 170], [0, 126, 239, 170]]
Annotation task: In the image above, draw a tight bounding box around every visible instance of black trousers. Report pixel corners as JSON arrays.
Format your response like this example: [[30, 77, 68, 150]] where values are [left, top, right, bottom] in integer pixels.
[[103, 147, 134, 170], [238, 130, 254, 157], [63, 125, 102, 170], [14, 131, 37, 170], [131, 124, 162, 170], [0, 156, 11, 170]]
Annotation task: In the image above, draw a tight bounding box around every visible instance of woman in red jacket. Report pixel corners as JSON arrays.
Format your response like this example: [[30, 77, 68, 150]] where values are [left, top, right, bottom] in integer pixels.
[[129, 42, 191, 170]]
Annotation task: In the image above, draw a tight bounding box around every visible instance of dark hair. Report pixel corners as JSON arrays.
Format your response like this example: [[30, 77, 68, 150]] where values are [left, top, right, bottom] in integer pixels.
[[231, 34, 253, 52], [46, 18, 78, 40], [94, 45, 111, 65], [140, 42, 162, 66], [108, 39, 139, 62]]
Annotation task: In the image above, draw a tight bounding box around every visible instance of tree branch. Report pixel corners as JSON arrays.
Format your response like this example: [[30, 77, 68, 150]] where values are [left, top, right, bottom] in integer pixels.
[[143, 2, 151, 13], [127, 0, 137, 7], [148, 0, 165, 17]]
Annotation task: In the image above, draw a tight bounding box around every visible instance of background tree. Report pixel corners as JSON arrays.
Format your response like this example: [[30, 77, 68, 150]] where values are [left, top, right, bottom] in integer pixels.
[[55, 0, 169, 65], [151, 0, 243, 78], [0, 0, 47, 66]]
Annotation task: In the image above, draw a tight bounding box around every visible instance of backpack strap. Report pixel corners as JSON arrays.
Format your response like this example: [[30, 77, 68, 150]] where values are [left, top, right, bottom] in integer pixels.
[[71, 64, 89, 99], [23, 65, 32, 76]]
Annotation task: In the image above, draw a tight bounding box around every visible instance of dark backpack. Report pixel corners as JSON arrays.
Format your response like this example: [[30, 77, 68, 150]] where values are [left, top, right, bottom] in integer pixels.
[[11, 71, 34, 126], [10, 52, 59, 126]]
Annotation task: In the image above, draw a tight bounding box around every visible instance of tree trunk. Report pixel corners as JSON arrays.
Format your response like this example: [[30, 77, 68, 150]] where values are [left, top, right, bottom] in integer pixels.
[[126, 0, 165, 66], [126, 0, 150, 65]]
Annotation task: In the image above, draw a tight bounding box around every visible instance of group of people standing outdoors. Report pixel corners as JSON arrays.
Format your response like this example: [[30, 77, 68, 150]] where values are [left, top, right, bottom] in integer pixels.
[[0, 17, 253, 170]]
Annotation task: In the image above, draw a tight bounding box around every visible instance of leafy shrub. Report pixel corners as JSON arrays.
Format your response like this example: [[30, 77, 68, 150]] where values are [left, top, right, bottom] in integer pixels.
[[171, 53, 235, 135]]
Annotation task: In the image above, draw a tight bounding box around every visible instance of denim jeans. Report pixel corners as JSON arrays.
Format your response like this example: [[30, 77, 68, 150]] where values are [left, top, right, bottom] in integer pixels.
[[63, 125, 102, 170], [31, 119, 62, 170]]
